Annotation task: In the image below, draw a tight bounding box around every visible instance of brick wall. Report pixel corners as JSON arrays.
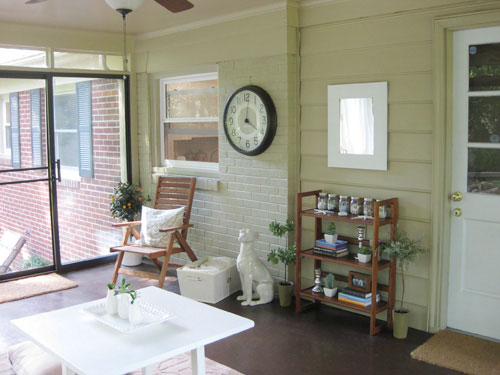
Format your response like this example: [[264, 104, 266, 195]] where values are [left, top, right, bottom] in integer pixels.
[[143, 54, 298, 281], [0, 79, 123, 271]]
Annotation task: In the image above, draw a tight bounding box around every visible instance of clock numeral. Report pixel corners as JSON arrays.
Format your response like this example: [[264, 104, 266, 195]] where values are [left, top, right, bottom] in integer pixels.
[[228, 117, 234, 126], [246, 140, 250, 148], [254, 137, 258, 145], [260, 128, 265, 135], [231, 106, 236, 114], [261, 116, 267, 125], [231, 129, 236, 136], [259, 104, 264, 113], [244, 93, 250, 102]]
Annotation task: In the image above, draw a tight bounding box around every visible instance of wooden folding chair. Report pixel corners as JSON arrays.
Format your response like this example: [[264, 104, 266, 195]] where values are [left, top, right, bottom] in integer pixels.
[[110, 176, 197, 288]]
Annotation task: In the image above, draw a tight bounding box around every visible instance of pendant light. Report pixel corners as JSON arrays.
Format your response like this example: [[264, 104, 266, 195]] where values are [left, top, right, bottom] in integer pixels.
[[105, 0, 144, 71]]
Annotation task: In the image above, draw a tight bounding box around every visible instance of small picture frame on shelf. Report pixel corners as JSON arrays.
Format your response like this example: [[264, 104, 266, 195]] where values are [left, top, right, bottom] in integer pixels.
[[348, 271, 371, 293]]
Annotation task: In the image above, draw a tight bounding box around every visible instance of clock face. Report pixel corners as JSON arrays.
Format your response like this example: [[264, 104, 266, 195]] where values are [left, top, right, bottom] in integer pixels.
[[223, 85, 277, 156]]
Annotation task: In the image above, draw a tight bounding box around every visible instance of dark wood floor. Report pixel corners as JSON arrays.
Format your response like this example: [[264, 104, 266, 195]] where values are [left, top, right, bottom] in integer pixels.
[[0, 263, 459, 375]]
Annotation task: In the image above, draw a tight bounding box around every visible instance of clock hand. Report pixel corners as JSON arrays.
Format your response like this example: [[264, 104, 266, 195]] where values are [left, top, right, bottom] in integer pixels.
[[244, 118, 256, 129], [245, 98, 250, 121]]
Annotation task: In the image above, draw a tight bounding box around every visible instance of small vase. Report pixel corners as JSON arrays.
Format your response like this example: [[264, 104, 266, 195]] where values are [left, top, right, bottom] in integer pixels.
[[128, 303, 144, 325], [106, 290, 118, 315], [118, 293, 130, 319]]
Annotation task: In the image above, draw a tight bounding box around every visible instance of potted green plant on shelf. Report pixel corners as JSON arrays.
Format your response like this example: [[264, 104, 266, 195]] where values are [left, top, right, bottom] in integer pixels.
[[383, 231, 427, 339], [324, 222, 337, 244], [323, 273, 337, 298], [267, 219, 296, 307], [357, 246, 372, 263]]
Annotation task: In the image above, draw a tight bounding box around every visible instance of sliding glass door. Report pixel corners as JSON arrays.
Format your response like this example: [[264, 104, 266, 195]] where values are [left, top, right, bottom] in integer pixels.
[[53, 77, 127, 264], [0, 72, 130, 280], [0, 77, 54, 277]]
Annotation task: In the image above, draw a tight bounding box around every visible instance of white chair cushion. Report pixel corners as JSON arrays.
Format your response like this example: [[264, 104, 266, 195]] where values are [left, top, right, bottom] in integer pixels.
[[8, 341, 61, 375], [140, 206, 185, 248]]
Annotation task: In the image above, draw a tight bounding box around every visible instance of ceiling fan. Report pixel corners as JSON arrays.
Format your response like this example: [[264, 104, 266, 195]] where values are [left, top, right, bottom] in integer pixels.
[[25, 0, 194, 13]]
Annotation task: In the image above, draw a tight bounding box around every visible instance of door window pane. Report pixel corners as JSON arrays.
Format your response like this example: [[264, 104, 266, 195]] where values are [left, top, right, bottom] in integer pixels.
[[468, 148, 500, 194], [469, 43, 500, 91], [468, 96, 500, 143]]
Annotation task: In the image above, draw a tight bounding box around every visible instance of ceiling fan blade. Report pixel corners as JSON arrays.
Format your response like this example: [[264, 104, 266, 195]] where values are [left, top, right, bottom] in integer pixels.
[[154, 0, 193, 13], [25, 0, 48, 4]]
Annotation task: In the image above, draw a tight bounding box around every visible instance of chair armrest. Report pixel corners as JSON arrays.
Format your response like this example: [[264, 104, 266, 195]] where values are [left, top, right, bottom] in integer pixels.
[[112, 221, 142, 228], [159, 224, 194, 233]]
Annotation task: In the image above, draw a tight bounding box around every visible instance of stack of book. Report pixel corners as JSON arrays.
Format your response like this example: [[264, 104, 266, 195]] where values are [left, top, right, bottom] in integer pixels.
[[313, 239, 349, 258], [338, 288, 380, 307]]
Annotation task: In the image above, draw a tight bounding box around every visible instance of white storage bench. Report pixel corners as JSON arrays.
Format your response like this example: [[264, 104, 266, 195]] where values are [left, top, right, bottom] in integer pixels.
[[177, 256, 241, 304]]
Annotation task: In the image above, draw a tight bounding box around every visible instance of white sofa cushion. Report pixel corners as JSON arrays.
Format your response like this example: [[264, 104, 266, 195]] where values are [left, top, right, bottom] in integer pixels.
[[140, 206, 185, 248], [8, 341, 61, 375]]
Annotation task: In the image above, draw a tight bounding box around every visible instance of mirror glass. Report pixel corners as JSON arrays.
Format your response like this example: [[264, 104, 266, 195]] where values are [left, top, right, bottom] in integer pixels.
[[328, 81, 387, 170], [339, 97, 375, 155]]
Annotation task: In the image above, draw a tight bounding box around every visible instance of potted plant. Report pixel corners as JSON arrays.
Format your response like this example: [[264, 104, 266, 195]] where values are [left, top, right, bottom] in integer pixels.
[[357, 246, 372, 263], [106, 283, 118, 315], [324, 222, 338, 244], [110, 182, 151, 266], [267, 219, 296, 307], [323, 273, 337, 298], [383, 231, 427, 339]]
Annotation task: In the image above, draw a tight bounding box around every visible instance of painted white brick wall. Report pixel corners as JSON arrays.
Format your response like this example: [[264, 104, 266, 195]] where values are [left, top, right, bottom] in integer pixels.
[[139, 54, 297, 281]]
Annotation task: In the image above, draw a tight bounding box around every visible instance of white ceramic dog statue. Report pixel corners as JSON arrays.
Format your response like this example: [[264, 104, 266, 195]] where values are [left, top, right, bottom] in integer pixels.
[[236, 229, 274, 306]]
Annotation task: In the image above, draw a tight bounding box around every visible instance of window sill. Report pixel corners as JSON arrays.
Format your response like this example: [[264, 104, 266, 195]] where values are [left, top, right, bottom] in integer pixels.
[[152, 166, 220, 192]]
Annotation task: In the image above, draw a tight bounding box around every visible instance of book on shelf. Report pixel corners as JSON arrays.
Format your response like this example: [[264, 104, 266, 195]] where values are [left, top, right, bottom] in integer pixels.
[[338, 294, 381, 307], [315, 245, 348, 252], [315, 239, 349, 250], [312, 248, 349, 257], [340, 287, 372, 299], [338, 292, 380, 303]]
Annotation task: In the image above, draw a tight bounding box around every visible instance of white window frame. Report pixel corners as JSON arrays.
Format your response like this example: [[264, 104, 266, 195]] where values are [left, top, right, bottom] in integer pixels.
[[159, 72, 219, 173]]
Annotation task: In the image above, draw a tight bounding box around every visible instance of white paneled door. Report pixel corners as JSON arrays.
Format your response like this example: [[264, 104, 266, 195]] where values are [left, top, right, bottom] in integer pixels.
[[448, 26, 500, 341]]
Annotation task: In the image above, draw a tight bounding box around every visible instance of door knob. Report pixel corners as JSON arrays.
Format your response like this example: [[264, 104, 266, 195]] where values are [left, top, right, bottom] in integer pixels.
[[450, 192, 463, 202], [453, 208, 462, 217]]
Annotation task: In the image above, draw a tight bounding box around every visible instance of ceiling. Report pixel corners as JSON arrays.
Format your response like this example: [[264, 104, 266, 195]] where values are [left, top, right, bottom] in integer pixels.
[[0, 0, 289, 36]]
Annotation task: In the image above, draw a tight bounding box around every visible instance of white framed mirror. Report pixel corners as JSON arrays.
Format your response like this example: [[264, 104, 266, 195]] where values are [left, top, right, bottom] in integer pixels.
[[328, 82, 387, 170]]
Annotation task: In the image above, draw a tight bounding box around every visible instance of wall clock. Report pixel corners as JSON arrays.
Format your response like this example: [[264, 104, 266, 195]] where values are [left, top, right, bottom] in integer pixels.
[[223, 85, 277, 156]]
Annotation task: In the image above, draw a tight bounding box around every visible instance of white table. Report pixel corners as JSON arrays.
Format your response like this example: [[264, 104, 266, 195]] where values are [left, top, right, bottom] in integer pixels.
[[12, 286, 254, 375]]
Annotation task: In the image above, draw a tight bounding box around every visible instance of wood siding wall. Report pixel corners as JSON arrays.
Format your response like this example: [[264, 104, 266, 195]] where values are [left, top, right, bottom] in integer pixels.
[[297, 0, 500, 330]]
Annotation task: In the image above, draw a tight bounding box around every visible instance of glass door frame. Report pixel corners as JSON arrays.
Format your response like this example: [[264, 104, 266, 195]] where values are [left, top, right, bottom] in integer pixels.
[[0, 70, 131, 281]]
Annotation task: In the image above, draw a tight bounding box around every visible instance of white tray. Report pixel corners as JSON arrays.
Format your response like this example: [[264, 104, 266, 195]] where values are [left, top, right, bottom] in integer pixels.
[[82, 300, 175, 333]]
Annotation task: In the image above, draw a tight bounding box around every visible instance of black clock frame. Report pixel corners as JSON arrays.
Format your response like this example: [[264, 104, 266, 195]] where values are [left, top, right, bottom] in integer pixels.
[[223, 85, 277, 156]]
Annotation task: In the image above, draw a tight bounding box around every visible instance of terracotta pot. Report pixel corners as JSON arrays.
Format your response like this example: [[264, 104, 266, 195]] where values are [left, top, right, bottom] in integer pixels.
[[393, 309, 409, 339], [278, 282, 294, 307]]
